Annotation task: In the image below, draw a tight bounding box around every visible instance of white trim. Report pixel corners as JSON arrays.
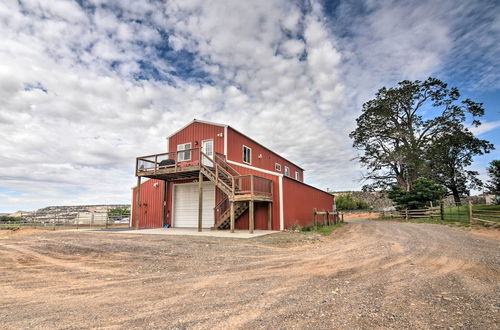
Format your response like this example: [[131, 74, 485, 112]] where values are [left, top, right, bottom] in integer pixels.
[[226, 160, 283, 177], [284, 166, 290, 177], [279, 176, 284, 231], [167, 119, 228, 139], [130, 188, 134, 228], [295, 171, 300, 181], [242, 145, 251, 165], [224, 126, 228, 156]]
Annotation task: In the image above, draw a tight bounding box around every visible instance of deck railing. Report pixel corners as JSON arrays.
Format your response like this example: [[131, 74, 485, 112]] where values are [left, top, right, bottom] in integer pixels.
[[137, 150, 273, 197], [136, 148, 201, 175], [234, 175, 273, 197]]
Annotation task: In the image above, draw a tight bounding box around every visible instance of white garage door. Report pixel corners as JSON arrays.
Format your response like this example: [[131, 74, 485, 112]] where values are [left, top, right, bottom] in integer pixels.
[[173, 182, 215, 228]]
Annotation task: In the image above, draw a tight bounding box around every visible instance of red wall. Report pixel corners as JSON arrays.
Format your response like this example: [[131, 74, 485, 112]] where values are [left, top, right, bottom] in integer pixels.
[[227, 127, 303, 181], [282, 177, 334, 228], [168, 122, 225, 155], [132, 179, 165, 228]]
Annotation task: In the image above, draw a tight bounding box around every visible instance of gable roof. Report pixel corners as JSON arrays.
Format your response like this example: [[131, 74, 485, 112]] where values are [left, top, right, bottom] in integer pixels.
[[168, 119, 305, 171]]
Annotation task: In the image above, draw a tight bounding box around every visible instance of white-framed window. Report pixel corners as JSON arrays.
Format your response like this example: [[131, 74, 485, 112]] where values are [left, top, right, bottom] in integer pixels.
[[284, 166, 290, 177], [295, 171, 300, 181], [275, 163, 281, 171], [177, 142, 192, 161], [243, 145, 251, 164]]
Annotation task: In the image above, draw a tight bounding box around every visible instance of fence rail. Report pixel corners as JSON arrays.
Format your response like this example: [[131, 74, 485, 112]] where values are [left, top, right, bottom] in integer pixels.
[[470, 202, 500, 227], [0, 211, 130, 230], [313, 208, 344, 226], [380, 202, 500, 227]]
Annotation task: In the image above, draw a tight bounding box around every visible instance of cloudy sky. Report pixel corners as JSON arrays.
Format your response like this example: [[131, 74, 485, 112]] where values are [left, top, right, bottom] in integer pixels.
[[1, 0, 499, 213]]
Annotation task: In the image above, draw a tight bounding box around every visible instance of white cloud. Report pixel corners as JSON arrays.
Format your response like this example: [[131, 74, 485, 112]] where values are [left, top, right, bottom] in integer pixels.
[[469, 120, 500, 136], [0, 0, 497, 212]]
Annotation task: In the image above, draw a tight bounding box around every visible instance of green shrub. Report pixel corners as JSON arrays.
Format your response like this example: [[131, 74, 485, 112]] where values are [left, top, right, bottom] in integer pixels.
[[335, 194, 370, 210], [387, 177, 446, 210], [0, 216, 23, 222]]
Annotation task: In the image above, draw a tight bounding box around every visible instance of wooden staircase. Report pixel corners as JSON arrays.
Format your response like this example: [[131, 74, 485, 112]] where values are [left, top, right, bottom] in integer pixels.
[[211, 201, 248, 230], [199, 151, 273, 230]]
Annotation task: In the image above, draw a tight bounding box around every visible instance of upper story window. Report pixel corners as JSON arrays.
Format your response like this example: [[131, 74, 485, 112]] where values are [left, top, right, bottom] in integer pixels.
[[295, 171, 300, 181], [284, 166, 290, 177], [243, 145, 251, 164], [177, 143, 192, 161], [275, 163, 281, 171]]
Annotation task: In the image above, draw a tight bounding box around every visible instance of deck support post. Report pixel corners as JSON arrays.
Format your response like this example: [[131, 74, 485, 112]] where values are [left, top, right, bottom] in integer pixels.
[[249, 200, 254, 234], [198, 171, 203, 232], [162, 180, 167, 227], [267, 202, 272, 230], [135, 176, 141, 230], [230, 201, 235, 233]]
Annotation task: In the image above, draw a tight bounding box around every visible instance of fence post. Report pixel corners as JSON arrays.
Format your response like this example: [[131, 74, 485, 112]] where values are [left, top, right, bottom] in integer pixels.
[[105, 206, 109, 229], [405, 209, 409, 221], [468, 201, 473, 225], [52, 210, 57, 230], [76, 212, 79, 230], [90, 211, 94, 229], [440, 201, 444, 221], [429, 201, 433, 219]]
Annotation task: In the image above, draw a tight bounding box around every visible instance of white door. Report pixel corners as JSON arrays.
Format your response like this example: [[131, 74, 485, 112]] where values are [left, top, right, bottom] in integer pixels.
[[201, 139, 213, 166], [173, 182, 215, 228]]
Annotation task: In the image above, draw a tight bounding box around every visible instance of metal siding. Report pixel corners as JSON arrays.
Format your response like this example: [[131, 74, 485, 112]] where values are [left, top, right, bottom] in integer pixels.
[[282, 177, 334, 228], [168, 122, 225, 156], [227, 127, 303, 180], [132, 179, 164, 228]]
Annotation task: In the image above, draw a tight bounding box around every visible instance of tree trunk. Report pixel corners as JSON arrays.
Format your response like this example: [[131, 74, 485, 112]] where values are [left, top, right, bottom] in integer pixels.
[[451, 187, 461, 206]]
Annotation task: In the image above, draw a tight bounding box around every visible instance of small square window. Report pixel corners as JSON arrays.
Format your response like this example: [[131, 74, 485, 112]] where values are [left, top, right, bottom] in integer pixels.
[[284, 166, 290, 177], [275, 163, 281, 171], [243, 145, 251, 164]]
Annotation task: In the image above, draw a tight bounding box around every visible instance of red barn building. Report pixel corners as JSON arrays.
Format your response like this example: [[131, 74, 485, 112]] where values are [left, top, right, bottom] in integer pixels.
[[132, 120, 334, 232]]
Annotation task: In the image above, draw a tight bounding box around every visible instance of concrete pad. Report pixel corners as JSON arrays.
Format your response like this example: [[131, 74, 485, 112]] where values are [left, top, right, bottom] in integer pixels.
[[73, 228, 278, 239]]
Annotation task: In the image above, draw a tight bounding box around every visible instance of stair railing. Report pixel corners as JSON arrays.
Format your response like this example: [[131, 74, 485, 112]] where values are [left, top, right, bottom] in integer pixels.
[[214, 195, 230, 224], [200, 151, 237, 194]]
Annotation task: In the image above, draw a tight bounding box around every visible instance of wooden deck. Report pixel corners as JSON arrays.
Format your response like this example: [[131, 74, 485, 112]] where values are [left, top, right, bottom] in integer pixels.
[[137, 165, 201, 181]]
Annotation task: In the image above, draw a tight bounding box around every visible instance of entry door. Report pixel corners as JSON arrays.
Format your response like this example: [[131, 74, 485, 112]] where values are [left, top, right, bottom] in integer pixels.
[[201, 139, 214, 166]]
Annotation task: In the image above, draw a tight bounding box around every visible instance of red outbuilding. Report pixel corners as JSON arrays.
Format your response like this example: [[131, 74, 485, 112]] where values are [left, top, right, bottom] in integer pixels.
[[132, 119, 334, 232]]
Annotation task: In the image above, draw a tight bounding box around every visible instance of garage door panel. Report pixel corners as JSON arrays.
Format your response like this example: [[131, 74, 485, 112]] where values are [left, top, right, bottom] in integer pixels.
[[173, 183, 215, 228]]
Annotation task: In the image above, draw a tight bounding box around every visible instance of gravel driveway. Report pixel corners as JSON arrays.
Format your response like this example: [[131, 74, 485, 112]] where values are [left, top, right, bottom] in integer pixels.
[[1, 219, 499, 329]]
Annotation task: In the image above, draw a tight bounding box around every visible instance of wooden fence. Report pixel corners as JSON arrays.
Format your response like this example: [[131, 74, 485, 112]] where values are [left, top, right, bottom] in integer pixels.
[[382, 204, 442, 220], [469, 201, 500, 227], [313, 208, 344, 227]]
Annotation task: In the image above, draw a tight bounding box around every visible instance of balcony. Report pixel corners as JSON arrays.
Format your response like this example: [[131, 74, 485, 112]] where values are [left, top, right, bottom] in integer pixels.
[[135, 149, 273, 201]]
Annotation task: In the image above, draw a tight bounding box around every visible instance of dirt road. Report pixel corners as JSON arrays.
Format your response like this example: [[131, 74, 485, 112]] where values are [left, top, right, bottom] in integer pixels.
[[1, 220, 499, 329]]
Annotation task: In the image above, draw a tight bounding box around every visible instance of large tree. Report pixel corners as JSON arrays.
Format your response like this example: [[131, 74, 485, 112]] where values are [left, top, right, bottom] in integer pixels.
[[427, 130, 493, 205], [350, 77, 486, 192], [486, 160, 500, 203]]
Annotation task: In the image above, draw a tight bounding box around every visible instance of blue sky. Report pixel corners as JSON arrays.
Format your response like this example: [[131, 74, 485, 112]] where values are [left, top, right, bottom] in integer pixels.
[[0, 0, 499, 213]]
